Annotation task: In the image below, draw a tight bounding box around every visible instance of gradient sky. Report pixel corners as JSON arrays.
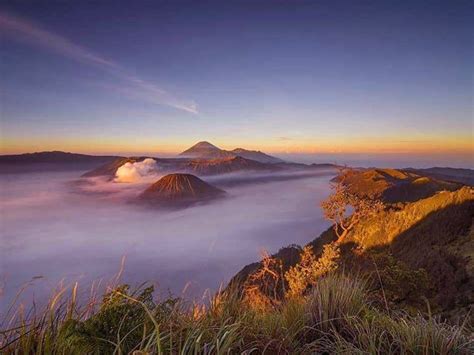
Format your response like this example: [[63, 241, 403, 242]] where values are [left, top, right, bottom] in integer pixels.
[[1, 0, 472, 164]]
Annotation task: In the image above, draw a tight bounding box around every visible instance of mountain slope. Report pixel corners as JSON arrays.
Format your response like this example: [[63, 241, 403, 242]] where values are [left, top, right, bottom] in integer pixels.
[[179, 141, 283, 163], [139, 173, 225, 208], [340, 168, 462, 203], [179, 141, 235, 159], [230, 169, 473, 322], [182, 156, 279, 176], [231, 148, 284, 163], [405, 167, 474, 186], [81, 157, 140, 177]]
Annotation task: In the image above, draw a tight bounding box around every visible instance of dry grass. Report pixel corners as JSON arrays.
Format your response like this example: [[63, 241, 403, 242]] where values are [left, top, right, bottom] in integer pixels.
[[1, 271, 472, 354]]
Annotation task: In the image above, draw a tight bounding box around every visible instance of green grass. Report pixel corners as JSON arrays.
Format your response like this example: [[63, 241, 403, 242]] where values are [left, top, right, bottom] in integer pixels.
[[1, 273, 472, 354]]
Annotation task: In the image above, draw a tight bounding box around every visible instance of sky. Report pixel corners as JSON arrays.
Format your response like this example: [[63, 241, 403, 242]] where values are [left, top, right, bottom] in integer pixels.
[[0, 0, 472, 165]]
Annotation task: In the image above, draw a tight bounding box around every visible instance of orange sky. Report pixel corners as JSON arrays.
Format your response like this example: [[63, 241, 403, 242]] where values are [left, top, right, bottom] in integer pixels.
[[2, 134, 472, 157]]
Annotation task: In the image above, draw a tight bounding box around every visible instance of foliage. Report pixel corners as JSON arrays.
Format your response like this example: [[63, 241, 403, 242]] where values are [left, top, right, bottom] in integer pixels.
[[321, 168, 384, 242], [242, 250, 284, 311], [2, 272, 473, 354], [285, 243, 340, 298], [368, 251, 431, 310]]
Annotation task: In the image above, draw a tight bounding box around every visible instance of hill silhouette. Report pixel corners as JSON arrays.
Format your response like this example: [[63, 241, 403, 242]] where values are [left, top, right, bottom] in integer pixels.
[[138, 173, 225, 208], [0, 151, 119, 173]]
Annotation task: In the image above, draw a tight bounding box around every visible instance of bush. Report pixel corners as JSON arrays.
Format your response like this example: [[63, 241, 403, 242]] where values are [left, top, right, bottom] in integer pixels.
[[285, 243, 340, 298], [306, 273, 368, 333]]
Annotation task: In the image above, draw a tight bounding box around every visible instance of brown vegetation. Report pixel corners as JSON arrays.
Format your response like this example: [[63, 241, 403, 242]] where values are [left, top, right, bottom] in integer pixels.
[[321, 168, 384, 242], [340, 168, 462, 203], [233, 168, 474, 324]]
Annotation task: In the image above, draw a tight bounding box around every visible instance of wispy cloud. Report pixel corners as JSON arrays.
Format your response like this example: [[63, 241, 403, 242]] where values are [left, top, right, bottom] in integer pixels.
[[0, 11, 198, 114]]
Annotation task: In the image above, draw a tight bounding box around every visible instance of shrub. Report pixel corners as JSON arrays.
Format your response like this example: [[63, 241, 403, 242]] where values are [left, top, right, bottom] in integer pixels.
[[285, 243, 341, 298], [327, 311, 473, 354], [242, 251, 284, 311], [368, 250, 431, 310]]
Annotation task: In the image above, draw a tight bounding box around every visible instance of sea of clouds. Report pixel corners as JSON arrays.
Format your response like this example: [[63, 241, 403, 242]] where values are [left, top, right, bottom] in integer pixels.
[[0, 165, 336, 311]]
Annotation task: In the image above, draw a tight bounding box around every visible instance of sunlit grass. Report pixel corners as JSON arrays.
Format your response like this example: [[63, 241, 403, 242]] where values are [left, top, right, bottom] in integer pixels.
[[1, 272, 472, 354]]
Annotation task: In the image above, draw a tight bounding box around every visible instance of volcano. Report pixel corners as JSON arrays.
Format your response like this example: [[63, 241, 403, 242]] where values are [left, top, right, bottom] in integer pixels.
[[139, 173, 225, 208], [179, 141, 234, 159], [178, 141, 284, 163]]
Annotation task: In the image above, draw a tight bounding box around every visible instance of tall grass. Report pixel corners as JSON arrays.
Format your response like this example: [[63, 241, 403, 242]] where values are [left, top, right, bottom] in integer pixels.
[[1, 273, 472, 354]]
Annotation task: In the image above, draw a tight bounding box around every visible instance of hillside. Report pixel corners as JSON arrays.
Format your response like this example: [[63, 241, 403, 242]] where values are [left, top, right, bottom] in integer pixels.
[[231, 148, 284, 163], [340, 168, 462, 203], [405, 167, 474, 186], [231, 170, 473, 323], [138, 173, 225, 208]]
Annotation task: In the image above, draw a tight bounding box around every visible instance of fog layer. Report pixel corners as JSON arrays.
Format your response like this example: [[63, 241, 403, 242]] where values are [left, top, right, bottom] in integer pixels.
[[0, 169, 334, 309]]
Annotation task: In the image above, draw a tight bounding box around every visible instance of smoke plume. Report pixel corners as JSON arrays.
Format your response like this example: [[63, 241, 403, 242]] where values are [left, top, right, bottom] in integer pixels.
[[114, 158, 159, 183]]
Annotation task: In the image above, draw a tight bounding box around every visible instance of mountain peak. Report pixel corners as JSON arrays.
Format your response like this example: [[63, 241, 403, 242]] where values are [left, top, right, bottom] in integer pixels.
[[139, 173, 225, 208], [179, 141, 234, 159], [191, 141, 220, 149]]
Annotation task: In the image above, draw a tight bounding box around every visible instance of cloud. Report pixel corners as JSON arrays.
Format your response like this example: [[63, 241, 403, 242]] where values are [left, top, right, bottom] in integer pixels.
[[114, 158, 159, 183], [0, 11, 198, 114], [1, 169, 332, 309]]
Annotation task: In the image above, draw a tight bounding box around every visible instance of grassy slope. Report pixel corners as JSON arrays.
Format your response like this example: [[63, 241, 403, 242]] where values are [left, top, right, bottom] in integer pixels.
[[232, 177, 474, 323], [2, 274, 472, 354]]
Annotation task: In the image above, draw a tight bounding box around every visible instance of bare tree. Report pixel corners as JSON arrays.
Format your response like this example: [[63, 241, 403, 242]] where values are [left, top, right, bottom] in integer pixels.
[[321, 168, 384, 243]]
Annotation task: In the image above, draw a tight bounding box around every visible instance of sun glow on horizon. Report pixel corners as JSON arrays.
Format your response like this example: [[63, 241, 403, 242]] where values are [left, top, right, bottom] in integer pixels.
[[1, 133, 472, 158]]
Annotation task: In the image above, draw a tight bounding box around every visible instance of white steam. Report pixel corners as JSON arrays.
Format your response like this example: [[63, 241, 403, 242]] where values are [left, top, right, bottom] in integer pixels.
[[114, 158, 159, 183]]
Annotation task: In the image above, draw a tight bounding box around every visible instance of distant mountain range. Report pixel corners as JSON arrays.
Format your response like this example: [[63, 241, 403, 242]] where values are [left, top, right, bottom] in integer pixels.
[[1, 145, 472, 189], [179, 141, 284, 163], [0, 151, 119, 173], [80, 141, 308, 178]]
